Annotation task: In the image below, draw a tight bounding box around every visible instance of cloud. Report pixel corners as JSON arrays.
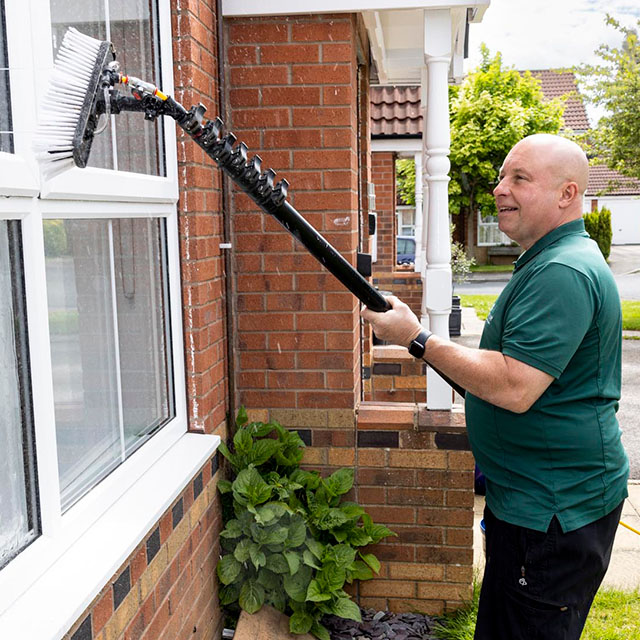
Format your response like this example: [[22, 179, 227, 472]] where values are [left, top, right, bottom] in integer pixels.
[[465, 0, 639, 72]]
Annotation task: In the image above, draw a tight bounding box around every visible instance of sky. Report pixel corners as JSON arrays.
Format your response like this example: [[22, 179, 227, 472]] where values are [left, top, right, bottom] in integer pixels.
[[464, 0, 640, 124]]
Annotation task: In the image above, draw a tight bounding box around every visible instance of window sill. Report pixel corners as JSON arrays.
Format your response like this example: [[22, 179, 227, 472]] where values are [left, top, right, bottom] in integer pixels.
[[0, 432, 220, 640]]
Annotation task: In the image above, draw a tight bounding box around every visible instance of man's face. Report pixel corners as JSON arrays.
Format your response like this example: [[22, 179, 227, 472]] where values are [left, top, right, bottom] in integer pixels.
[[493, 141, 563, 250]]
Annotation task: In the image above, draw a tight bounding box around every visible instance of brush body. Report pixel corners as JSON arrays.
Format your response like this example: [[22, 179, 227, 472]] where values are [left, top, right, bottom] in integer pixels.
[[34, 28, 112, 177]]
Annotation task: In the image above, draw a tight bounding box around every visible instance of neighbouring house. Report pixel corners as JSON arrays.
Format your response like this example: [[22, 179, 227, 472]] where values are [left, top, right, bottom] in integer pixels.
[[0, 2, 490, 639], [372, 69, 639, 271], [586, 166, 640, 245]]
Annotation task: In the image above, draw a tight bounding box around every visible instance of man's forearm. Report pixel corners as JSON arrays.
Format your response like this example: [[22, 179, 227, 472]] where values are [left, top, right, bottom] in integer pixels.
[[422, 336, 550, 413]]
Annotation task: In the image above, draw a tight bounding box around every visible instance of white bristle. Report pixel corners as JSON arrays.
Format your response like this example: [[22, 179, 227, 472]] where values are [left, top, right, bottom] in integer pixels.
[[33, 28, 108, 177]]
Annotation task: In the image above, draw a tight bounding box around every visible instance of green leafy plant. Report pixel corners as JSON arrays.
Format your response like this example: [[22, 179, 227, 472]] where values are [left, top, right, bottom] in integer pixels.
[[216, 408, 395, 639], [450, 224, 476, 288], [583, 206, 612, 260]]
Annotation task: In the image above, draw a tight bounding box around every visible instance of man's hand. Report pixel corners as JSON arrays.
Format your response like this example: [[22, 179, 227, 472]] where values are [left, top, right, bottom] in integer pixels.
[[361, 295, 424, 348]]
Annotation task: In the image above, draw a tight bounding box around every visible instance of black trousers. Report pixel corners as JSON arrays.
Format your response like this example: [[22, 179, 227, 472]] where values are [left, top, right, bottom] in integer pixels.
[[474, 501, 624, 640]]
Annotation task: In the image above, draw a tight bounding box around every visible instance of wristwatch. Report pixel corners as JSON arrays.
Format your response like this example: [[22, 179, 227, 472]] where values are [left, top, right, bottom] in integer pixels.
[[408, 329, 432, 359]]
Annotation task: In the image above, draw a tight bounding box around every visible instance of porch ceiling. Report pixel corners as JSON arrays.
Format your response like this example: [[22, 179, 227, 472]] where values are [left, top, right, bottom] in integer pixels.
[[222, 1, 490, 83]]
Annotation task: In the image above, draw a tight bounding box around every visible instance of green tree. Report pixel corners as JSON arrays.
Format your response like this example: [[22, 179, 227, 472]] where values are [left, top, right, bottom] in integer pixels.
[[583, 206, 612, 260], [449, 45, 564, 243], [576, 15, 640, 180]]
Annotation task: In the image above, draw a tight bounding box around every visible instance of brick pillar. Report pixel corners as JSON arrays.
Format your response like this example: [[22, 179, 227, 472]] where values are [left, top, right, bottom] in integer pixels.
[[371, 151, 396, 273], [228, 14, 365, 414]]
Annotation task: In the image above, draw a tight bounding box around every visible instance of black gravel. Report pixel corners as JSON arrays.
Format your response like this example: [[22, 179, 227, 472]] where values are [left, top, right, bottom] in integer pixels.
[[323, 608, 440, 640]]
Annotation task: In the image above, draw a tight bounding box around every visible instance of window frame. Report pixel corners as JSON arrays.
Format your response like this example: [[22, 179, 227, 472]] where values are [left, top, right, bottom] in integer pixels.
[[0, 0, 206, 627], [477, 211, 510, 247]]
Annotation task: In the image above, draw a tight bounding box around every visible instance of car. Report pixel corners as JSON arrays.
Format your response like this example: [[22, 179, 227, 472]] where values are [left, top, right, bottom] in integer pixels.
[[396, 235, 415, 265]]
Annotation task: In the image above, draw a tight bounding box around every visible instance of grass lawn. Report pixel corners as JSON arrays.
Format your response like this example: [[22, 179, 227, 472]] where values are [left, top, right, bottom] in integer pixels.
[[622, 300, 640, 331], [461, 295, 640, 331], [433, 582, 640, 639], [470, 264, 514, 273]]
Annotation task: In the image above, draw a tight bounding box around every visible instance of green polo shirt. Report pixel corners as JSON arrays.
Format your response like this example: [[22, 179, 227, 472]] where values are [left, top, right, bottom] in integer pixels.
[[465, 219, 629, 533]]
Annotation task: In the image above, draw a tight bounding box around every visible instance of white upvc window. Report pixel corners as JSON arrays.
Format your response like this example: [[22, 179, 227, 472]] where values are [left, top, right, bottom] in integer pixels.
[[396, 204, 416, 237], [0, 1, 218, 637], [477, 212, 510, 246]]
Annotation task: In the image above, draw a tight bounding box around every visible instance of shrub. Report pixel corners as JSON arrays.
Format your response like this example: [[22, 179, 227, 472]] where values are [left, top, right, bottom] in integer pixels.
[[583, 207, 612, 260], [216, 408, 395, 640]]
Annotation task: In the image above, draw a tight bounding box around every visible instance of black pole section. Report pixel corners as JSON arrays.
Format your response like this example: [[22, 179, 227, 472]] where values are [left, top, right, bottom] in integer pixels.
[[111, 94, 466, 397]]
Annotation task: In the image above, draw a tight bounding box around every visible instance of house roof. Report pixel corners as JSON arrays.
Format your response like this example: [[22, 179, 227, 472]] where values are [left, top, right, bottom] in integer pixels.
[[370, 69, 590, 137], [370, 86, 422, 137], [585, 165, 640, 197], [528, 70, 590, 131]]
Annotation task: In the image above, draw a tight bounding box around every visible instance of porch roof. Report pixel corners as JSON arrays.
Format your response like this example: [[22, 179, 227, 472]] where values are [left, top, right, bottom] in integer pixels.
[[222, 1, 490, 84]]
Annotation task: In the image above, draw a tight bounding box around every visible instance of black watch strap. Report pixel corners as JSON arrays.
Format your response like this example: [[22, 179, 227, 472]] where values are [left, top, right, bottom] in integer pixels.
[[408, 329, 432, 359]]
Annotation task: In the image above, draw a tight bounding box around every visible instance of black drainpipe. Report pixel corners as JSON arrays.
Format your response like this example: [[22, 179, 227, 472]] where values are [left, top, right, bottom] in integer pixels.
[[216, 0, 237, 430]]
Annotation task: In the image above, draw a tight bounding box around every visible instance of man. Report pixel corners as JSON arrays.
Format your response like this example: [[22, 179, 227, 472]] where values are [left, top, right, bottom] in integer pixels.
[[362, 134, 629, 640]]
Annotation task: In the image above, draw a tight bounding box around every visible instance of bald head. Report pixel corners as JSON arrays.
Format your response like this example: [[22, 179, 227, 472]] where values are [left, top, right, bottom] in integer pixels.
[[511, 134, 589, 195], [494, 133, 590, 249]]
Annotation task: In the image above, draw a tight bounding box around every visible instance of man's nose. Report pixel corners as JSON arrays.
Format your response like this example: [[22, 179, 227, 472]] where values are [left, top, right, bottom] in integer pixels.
[[493, 179, 507, 197]]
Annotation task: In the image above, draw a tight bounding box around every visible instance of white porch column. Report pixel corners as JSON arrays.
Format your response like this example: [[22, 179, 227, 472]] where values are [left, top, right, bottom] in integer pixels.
[[422, 8, 452, 410], [413, 151, 424, 273]]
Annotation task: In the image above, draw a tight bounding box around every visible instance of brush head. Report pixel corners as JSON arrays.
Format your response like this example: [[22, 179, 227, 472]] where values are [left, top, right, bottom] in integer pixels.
[[33, 28, 112, 178]]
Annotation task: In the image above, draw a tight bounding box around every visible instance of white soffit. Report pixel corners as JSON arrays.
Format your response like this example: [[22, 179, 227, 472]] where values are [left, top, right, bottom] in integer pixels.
[[222, 1, 489, 85]]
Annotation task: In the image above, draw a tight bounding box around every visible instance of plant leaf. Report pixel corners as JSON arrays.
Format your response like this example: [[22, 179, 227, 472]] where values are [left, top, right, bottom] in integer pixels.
[[249, 439, 280, 466], [367, 523, 396, 543], [315, 508, 348, 531], [239, 579, 265, 614], [236, 406, 248, 427], [233, 538, 253, 563], [233, 466, 272, 506], [324, 468, 354, 496], [250, 421, 277, 438], [331, 597, 362, 622], [219, 582, 241, 605], [284, 550, 301, 575], [303, 550, 322, 570], [283, 565, 312, 602], [310, 621, 331, 640], [265, 553, 289, 574], [256, 568, 280, 590], [349, 560, 373, 581], [250, 545, 267, 570], [306, 579, 331, 602], [234, 428, 253, 456], [217, 554, 242, 585], [220, 519, 243, 539], [318, 563, 346, 593], [217, 479, 233, 494], [289, 612, 314, 635], [286, 517, 307, 548], [326, 544, 356, 569], [359, 552, 381, 574], [306, 538, 325, 561]]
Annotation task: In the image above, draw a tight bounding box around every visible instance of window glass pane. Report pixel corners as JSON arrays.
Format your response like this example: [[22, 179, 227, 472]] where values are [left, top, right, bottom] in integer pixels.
[[0, 0, 14, 153], [49, 0, 165, 176], [45, 217, 174, 510], [1, 221, 39, 568]]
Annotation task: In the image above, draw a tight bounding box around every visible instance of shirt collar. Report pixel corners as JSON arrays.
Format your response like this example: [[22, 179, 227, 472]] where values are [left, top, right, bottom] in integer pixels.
[[514, 219, 587, 272]]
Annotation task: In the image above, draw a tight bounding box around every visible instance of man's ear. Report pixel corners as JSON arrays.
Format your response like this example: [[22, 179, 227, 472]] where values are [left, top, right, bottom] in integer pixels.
[[558, 181, 579, 208]]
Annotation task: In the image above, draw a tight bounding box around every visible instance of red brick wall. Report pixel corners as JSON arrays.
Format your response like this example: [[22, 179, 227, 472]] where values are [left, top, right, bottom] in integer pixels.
[[250, 404, 475, 615], [227, 14, 366, 413], [371, 151, 396, 272], [173, 0, 228, 438]]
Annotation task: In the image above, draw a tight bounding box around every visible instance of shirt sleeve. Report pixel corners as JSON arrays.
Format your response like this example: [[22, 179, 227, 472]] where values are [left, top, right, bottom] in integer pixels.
[[501, 263, 597, 378]]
